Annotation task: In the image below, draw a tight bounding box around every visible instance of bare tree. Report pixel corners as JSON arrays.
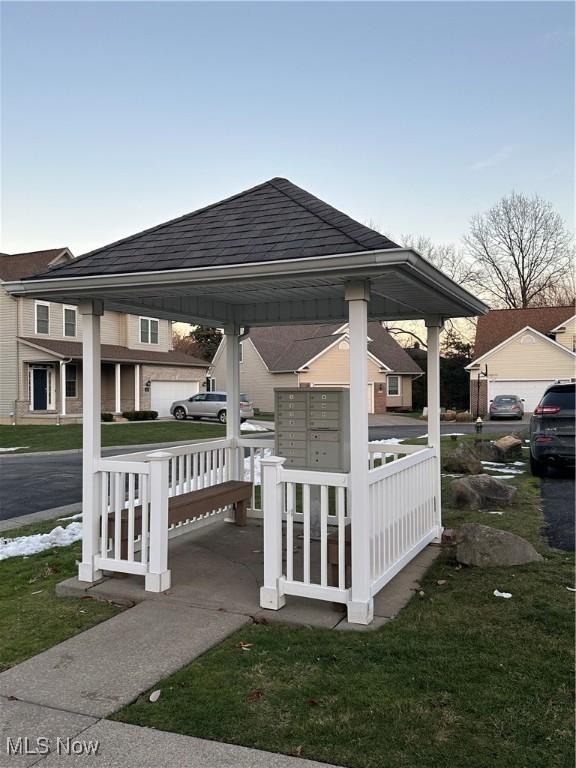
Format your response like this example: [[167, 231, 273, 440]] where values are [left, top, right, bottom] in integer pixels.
[[401, 234, 476, 288], [464, 192, 574, 308]]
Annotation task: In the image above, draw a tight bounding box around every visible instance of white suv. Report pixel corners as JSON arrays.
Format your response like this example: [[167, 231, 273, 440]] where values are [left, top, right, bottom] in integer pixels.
[[170, 391, 254, 423]]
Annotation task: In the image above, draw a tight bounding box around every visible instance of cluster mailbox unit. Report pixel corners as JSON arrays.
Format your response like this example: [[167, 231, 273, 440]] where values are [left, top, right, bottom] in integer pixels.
[[274, 388, 350, 472]]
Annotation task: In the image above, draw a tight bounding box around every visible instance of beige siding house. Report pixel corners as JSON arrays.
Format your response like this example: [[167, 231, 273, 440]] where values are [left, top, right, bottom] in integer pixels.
[[210, 322, 422, 413], [467, 306, 576, 415], [0, 249, 209, 423]]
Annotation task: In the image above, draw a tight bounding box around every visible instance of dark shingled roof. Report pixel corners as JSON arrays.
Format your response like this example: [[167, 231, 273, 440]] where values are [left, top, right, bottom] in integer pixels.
[[472, 306, 576, 360], [19, 338, 209, 368], [246, 322, 422, 374], [27, 178, 400, 279], [0, 248, 72, 280]]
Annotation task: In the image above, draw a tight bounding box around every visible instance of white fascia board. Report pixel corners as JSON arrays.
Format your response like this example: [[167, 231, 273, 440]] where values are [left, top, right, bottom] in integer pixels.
[[466, 325, 576, 369], [3, 248, 489, 317], [245, 337, 272, 372], [550, 314, 576, 332]]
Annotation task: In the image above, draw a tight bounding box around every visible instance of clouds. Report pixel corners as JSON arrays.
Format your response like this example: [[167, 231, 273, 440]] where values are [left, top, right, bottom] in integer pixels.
[[470, 147, 512, 172]]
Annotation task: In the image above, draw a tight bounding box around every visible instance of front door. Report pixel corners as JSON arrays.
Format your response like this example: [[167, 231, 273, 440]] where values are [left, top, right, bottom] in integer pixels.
[[32, 368, 48, 410]]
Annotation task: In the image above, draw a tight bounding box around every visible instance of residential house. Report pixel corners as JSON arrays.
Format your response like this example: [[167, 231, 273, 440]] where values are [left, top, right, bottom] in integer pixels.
[[466, 305, 576, 415], [210, 322, 423, 413], [0, 248, 209, 423]]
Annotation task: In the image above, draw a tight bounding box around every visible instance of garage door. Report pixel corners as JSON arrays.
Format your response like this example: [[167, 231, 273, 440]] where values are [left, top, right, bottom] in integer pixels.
[[488, 380, 555, 413], [150, 381, 200, 418], [312, 383, 374, 413]]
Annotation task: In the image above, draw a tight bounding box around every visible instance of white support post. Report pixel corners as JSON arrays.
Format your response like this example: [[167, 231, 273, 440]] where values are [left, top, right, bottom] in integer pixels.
[[115, 363, 121, 414], [145, 451, 171, 592], [60, 360, 66, 417], [260, 456, 286, 610], [426, 319, 443, 541], [345, 280, 373, 625], [134, 364, 140, 411], [78, 301, 103, 583], [224, 325, 241, 480]]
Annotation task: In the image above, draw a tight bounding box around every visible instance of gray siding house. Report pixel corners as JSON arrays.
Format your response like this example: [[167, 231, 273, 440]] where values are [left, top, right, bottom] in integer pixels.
[[0, 248, 209, 423]]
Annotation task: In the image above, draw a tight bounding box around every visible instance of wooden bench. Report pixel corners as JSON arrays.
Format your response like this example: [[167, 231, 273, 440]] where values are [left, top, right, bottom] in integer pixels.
[[109, 480, 253, 558]]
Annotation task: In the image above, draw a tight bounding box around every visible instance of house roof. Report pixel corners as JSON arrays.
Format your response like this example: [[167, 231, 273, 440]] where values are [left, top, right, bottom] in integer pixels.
[[245, 322, 423, 374], [25, 178, 400, 279], [19, 338, 209, 368], [472, 306, 576, 361], [0, 248, 72, 281]]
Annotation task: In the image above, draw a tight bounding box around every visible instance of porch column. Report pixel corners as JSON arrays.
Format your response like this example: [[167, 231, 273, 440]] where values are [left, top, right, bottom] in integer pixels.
[[426, 318, 443, 540], [60, 360, 66, 417], [224, 324, 241, 480], [115, 363, 121, 414], [78, 300, 104, 583], [345, 280, 373, 625], [134, 364, 141, 411]]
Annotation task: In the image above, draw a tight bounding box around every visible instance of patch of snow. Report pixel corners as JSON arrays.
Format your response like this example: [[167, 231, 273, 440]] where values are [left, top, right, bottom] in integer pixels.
[[481, 462, 524, 475], [442, 433, 467, 437], [243, 447, 273, 485], [0, 522, 82, 561], [241, 422, 270, 432], [369, 438, 403, 445], [0, 446, 29, 453], [486, 510, 504, 516], [57, 513, 83, 521], [493, 589, 512, 599]]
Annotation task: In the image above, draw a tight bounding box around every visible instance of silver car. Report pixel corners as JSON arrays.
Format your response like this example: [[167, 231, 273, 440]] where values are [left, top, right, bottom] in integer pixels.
[[170, 391, 254, 423], [489, 394, 525, 420]]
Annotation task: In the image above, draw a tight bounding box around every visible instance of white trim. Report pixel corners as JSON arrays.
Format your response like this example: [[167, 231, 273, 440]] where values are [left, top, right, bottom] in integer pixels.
[[139, 316, 160, 344], [387, 374, 401, 396], [466, 325, 576, 369], [29, 363, 56, 411], [62, 305, 78, 338], [34, 300, 50, 335], [134, 363, 141, 410], [550, 314, 576, 332]]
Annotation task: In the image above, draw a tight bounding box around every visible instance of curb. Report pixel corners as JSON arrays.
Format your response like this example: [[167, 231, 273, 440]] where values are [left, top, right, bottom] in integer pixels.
[[0, 502, 82, 533]]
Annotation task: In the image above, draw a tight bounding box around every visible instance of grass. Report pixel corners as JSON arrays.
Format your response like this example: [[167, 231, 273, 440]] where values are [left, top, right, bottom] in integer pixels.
[[0, 421, 227, 453], [113, 434, 574, 768], [0, 517, 121, 671]]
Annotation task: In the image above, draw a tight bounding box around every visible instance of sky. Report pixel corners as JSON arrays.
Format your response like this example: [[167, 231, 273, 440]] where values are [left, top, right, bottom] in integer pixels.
[[1, 1, 574, 257]]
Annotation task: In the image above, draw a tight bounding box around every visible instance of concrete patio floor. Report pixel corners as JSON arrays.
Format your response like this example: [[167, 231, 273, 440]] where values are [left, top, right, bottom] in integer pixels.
[[58, 518, 440, 631]]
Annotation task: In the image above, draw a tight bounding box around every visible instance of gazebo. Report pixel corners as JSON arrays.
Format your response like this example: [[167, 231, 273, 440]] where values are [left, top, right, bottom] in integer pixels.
[[5, 178, 488, 624]]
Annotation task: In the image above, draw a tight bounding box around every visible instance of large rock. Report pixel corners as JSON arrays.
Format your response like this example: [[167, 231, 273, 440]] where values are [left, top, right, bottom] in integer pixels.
[[493, 435, 523, 462], [456, 523, 543, 567], [450, 474, 516, 509], [442, 443, 484, 475]]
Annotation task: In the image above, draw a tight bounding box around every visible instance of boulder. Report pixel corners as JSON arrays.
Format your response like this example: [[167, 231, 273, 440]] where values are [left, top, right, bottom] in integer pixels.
[[473, 440, 502, 463], [450, 474, 516, 509], [441, 410, 457, 422], [442, 442, 484, 475], [493, 435, 523, 462], [456, 523, 543, 567]]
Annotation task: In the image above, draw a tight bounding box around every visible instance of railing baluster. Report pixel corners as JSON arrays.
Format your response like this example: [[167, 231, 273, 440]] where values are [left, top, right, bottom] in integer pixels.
[[101, 472, 109, 557], [320, 485, 328, 587], [114, 472, 122, 560], [127, 473, 135, 561], [303, 483, 310, 584], [337, 486, 345, 590], [140, 472, 148, 564], [286, 482, 294, 582]]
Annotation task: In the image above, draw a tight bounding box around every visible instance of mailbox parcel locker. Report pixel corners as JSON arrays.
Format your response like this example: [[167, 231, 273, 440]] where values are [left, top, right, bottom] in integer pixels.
[[274, 388, 350, 472]]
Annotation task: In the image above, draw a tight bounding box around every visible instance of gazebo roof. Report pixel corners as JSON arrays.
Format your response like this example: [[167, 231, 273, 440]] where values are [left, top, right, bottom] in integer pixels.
[[5, 178, 489, 326]]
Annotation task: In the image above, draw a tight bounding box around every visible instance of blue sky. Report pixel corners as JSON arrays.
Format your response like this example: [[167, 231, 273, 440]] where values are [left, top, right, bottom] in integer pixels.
[[1, 1, 574, 256]]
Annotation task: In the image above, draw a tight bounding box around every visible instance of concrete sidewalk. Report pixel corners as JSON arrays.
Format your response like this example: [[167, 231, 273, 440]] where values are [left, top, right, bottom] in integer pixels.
[[0, 600, 337, 767]]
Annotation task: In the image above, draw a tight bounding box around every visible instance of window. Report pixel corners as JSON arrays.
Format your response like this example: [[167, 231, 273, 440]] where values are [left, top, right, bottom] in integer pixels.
[[140, 317, 159, 344], [63, 306, 77, 337], [387, 375, 400, 396], [35, 302, 50, 334], [207, 393, 225, 402], [65, 365, 77, 398]]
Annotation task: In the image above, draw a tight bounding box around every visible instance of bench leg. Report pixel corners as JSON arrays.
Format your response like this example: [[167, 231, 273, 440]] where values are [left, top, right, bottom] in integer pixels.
[[234, 499, 247, 527]]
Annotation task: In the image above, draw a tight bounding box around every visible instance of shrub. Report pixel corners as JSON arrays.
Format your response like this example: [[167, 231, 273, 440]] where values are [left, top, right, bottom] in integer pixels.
[[441, 410, 457, 421], [455, 411, 472, 422], [101, 412, 114, 422], [121, 410, 158, 421]]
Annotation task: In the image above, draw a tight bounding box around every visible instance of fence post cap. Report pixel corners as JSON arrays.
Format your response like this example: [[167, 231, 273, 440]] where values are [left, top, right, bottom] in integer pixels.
[[146, 451, 173, 461], [260, 455, 286, 467]]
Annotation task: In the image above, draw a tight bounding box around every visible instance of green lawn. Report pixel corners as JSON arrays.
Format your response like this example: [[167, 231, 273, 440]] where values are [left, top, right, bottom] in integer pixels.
[[0, 422, 227, 453], [0, 517, 121, 671], [113, 436, 574, 768]]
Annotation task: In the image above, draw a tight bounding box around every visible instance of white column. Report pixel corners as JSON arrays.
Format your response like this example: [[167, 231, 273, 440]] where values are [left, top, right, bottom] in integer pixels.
[[134, 364, 140, 411], [60, 360, 66, 417], [145, 451, 171, 592], [224, 325, 241, 480], [426, 319, 443, 541], [345, 280, 373, 625], [260, 456, 286, 610], [78, 301, 103, 583], [115, 363, 121, 414]]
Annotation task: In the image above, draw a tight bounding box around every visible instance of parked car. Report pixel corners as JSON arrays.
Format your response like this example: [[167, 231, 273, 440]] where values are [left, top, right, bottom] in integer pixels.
[[529, 383, 575, 477], [170, 391, 254, 423], [489, 394, 524, 420]]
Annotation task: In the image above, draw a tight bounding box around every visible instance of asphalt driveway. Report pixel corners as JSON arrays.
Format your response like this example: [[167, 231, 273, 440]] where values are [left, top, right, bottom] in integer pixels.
[[541, 470, 575, 552]]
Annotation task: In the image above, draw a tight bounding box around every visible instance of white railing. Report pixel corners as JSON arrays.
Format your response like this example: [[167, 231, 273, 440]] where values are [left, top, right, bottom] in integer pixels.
[[368, 441, 424, 469], [368, 446, 438, 597], [238, 437, 273, 515]]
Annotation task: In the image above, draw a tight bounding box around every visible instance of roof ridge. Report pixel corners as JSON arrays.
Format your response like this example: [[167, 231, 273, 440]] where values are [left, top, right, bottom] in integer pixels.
[[268, 178, 394, 250], [483, 305, 575, 313]]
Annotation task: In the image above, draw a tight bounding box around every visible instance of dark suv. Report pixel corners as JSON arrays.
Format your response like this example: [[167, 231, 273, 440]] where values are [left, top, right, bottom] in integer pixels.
[[529, 383, 575, 477]]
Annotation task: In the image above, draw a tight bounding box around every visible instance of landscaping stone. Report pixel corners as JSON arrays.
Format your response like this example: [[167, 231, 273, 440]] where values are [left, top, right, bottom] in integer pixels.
[[441, 410, 457, 421], [456, 523, 543, 567], [442, 442, 484, 475], [494, 435, 523, 461], [450, 474, 516, 509]]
